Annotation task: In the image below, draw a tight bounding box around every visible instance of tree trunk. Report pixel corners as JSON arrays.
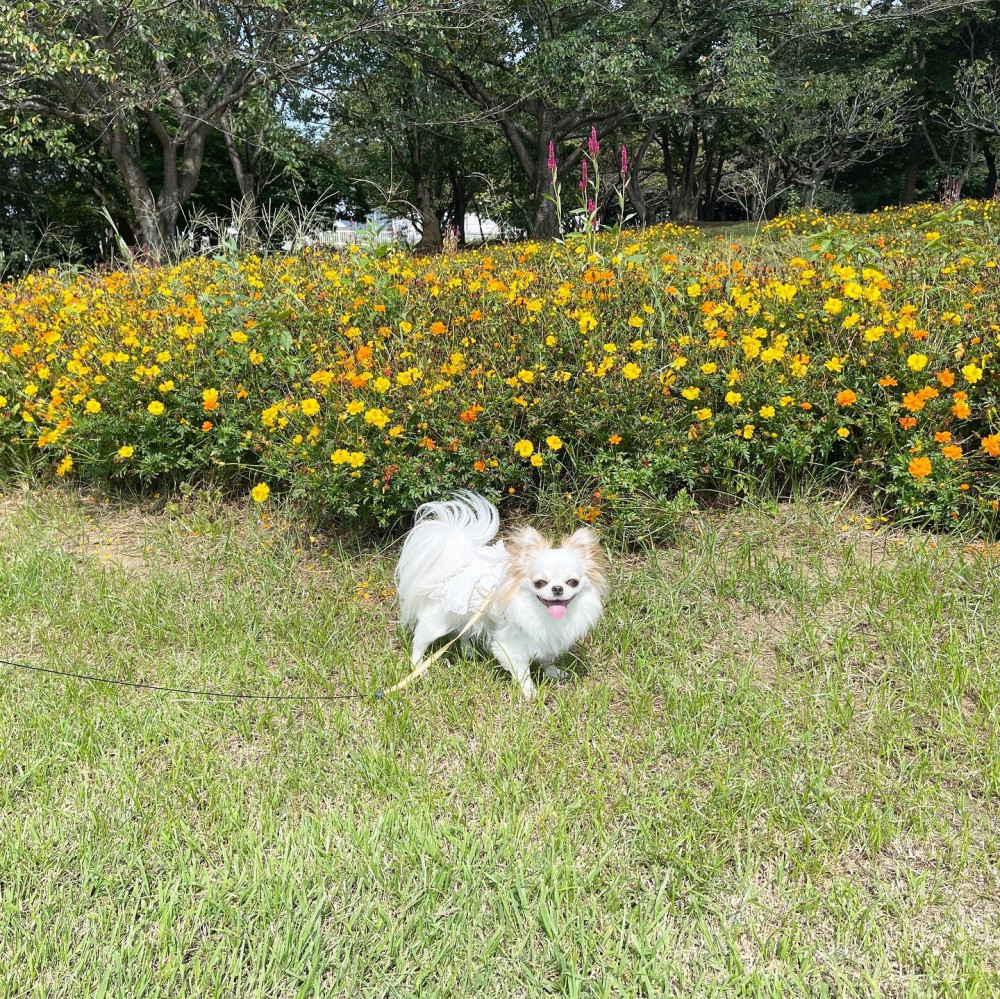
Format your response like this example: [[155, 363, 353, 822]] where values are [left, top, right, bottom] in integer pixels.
[[901, 134, 921, 204], [221, 112, 260, 243], [414, 178, 442, 253], [449, 168, 468, 245], [701, 149, 725, 222], [985, 142, 997, 199], [764, 162, 782, 219], [106, 125, 166, 258], [668, 127, 701, 223], [103, 120, 209, 262], [530, 194, 559, 240], [625, 126, 657, 225]]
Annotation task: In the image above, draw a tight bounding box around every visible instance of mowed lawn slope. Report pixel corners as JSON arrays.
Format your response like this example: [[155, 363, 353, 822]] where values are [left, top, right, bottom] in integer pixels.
[[1, 489, 998, 997]]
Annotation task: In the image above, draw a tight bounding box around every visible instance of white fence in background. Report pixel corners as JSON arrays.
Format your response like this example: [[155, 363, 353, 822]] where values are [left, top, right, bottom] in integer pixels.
[[309, 227, 415, 248], [280, 215, 510, 252]]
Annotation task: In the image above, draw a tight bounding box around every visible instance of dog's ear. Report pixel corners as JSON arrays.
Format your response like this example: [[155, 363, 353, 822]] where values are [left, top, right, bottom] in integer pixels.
[[562, 527, 608, 593], [562, 526, 603, 561]]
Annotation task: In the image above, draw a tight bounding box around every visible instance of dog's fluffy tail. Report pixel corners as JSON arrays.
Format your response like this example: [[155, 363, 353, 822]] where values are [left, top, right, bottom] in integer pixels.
[[395, 491, 500, 627]]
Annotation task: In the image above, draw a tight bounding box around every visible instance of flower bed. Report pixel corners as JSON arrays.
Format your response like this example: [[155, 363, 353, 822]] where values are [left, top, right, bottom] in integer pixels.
[[2, 202, 999, 532]]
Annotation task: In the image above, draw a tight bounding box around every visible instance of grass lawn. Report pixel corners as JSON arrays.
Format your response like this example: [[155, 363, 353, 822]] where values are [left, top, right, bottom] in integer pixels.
[[1, 488, 999, 997]]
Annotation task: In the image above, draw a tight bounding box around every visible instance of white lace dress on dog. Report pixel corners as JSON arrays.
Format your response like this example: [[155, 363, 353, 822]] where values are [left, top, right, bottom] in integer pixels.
[[430, 540, 508, 614]]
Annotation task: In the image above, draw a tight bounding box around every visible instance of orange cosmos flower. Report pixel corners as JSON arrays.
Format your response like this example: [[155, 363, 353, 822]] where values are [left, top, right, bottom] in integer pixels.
[[909, 456, 932, 478], [937, 369, 955, 387], [899, 416, 917, 429], [934, 431, 952, 443], [982, 434, 1000, 457], [941, 445, 962, 460], [836, 389, 856, 406]]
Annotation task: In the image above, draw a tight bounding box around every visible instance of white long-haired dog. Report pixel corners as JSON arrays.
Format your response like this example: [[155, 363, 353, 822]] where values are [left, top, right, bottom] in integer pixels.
[[395, 492, 607, 700]]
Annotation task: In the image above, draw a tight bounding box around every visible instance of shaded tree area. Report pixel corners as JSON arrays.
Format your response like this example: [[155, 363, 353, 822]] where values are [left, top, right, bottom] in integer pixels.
[[3, 0, 1000, 266]]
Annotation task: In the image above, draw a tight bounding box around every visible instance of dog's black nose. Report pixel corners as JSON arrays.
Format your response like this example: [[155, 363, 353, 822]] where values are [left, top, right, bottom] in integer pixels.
[[551, 585, 563, 597]]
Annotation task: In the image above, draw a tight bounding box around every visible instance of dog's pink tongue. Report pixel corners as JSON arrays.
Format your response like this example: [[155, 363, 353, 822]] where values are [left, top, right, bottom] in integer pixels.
[[548, 603, 567, 619]]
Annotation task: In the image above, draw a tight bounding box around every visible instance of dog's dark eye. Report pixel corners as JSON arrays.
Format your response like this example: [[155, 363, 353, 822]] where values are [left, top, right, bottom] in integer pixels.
[[566, 578, 579, 588], [533, 579, 546, 589]]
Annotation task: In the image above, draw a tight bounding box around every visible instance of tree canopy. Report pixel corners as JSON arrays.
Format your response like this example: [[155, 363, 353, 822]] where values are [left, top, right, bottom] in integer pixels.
[[2, 0, 999, 264]]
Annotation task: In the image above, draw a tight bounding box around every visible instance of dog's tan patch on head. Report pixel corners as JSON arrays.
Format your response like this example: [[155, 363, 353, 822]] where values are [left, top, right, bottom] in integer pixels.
[[561, 527, 608, 596], [499, 527, 550, 607], [505, 526, 550, 561]]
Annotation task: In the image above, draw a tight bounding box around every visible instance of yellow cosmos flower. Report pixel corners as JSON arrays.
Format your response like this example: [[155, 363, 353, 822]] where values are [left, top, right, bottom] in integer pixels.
[[301, 398, 321, 416], [147, 401, 165, 416], [364, 407, 389, 429], [252, 483, 270, 503], [824, 298, 843, 315], [725, 391, 742, 406], [695, 408, 712, 421], [56, 455, 73, 477], [907, 354, 929, 372], [118, 445, 134, 458], [682, 386, 700, 400], [346, 400, 364, 415], [759, 406, 775, 418], [623, 363, 641, 380], [546, 435, 563, 450], [85, 399, 101, 414], [700, 362, 717, 375], [514, 439, 534, 458], [530, 454, 544, 467], [373, 377, 391, 393], [962, 362, 984, 383]]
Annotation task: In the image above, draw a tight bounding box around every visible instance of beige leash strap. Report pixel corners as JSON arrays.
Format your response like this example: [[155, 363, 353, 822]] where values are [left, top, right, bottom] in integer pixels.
[[375, 588, 497, 699]]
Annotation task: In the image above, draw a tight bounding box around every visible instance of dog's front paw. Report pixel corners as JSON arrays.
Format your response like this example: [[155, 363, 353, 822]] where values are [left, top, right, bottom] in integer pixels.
[[521, 678, 538, 701], [542, 664, 571, 681]]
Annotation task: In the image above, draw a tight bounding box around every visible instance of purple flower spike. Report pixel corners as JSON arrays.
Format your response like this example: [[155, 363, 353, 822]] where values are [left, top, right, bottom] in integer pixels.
[[579, 159, 588, 190], [620, 143, 628, 177], [547, 140, 557, 174], [588, 199, 596, 215], [588, 126, 599, 158]]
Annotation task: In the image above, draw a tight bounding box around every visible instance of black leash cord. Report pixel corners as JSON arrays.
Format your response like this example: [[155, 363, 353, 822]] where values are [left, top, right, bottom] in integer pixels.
[[0, 657, 372, 702]]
